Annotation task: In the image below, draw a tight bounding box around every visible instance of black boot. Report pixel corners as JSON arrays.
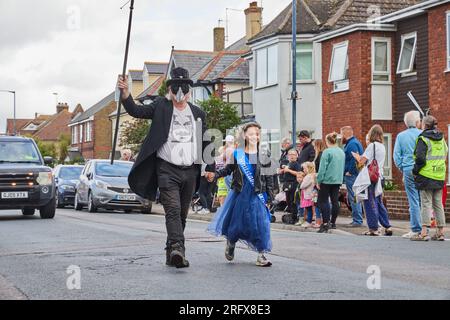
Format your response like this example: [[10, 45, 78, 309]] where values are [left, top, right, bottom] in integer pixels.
[[318, 223, 329, 234], [166, 248, 175, 267], [169, 243, 190, 269]]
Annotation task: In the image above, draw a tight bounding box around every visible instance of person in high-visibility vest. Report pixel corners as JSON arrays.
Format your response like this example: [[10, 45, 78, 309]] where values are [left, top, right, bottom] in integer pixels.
[[412, 116, 448, 241]]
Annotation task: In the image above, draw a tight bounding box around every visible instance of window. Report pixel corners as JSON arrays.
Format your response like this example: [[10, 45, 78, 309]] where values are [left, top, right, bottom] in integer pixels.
[[329, 41, 349, 92], [79, 124, 83, 144], [85, 122, 92, 142], [447, 12, 450, 70], [372, 38, 391, 82], [296, 42, 313, 81], [256, 45, 278, 88], [72, 126, 78, 145], [397, 32, 417, 74], [383, 134, 393, 179]]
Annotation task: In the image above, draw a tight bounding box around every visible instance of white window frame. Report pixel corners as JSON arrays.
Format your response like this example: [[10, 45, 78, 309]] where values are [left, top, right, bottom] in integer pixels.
[[372, 37, 391, 83], [79, 124, 83, 144], [296, 42, 314, 82], [383, 133, 393, 180], [256, 45, 278, 89], [447, 12, 450, 71], [397, 32, 417, 75], [85, 121, 92, 142], [71, 127, 76, 144], [329, 41, 349, 93]]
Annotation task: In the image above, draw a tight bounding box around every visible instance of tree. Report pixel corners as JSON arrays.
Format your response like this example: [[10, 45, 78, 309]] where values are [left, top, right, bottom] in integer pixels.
[[119, 119, 150, 154], [199, 94, 241, 137], [57, 133, 71, 164], [158, 80, 168, 97], [34, 137, 57, 162]]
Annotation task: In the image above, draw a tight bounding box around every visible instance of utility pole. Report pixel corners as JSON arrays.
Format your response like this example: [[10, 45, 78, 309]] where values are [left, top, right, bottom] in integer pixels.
[[291, 0, 298, 146]]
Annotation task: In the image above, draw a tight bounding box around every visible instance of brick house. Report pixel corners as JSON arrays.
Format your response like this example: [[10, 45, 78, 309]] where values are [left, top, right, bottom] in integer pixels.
[[69, 92, 116, 160], [315, 0, 450, 185]]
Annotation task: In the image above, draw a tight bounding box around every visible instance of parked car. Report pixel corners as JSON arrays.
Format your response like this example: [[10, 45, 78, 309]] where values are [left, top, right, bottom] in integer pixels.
[[53, 165, 83, 208], [74, 160, 152, 214], [0, 136, 56, 219]]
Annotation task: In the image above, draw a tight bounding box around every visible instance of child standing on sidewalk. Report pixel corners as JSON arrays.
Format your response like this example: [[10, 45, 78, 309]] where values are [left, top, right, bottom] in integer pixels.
[[296, 162, 316, 227]]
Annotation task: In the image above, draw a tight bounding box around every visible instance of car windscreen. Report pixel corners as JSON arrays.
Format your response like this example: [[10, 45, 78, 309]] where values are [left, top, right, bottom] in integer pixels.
[[95, 162, 132, 177], [0, 141, 41, 163], [59, 167, 83, 180]]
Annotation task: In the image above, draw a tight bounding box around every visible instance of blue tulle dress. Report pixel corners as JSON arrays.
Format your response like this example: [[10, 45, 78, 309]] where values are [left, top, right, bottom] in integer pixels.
[[207, 153, 272, 253]]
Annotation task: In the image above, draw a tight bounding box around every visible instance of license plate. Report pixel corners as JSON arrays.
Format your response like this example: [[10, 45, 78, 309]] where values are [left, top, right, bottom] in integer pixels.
[[116, 195, 136, 201], [1, 192, 29, 199]]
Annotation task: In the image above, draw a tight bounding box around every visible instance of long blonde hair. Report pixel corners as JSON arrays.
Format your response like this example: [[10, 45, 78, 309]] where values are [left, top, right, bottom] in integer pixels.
[[302, 161, 316, 175]]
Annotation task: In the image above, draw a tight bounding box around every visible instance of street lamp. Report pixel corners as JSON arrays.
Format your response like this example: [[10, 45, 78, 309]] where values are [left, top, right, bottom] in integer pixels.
[[0, 90, 16, 136]]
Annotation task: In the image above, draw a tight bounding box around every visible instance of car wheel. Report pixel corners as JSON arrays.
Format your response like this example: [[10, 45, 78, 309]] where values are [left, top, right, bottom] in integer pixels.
[[22, 208, 35, 216], [40, 198, 56, 219], [88, 192, 97, 213], [74, 192, 83, 211], [141, 203, 153, 215], [56, 191, 65, 209]]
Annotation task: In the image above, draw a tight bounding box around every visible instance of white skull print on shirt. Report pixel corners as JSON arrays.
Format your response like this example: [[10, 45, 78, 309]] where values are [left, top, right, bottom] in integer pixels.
[[157, 106, 198, 166]]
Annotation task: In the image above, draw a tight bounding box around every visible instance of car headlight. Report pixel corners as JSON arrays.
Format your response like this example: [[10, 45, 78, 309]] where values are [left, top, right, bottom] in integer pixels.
[[95, 180, 110, 190], [37, 172, 53, 186], [60, 185, 75, 192]]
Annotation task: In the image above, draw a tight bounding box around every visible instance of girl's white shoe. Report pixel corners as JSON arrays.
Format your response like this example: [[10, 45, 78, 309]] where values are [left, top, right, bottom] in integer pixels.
[[256, 254, 272, 267]]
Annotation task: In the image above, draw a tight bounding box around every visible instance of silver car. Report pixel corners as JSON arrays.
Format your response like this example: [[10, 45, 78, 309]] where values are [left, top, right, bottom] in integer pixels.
[[74, 160, 152, 214]]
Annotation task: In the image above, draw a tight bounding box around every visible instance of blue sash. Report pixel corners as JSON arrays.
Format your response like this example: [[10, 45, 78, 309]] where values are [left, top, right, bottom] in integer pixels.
[[234, 149, 267, 207]]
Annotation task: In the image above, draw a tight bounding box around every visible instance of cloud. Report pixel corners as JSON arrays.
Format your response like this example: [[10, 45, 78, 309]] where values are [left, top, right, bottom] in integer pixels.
[[0, 0, 291, 132]]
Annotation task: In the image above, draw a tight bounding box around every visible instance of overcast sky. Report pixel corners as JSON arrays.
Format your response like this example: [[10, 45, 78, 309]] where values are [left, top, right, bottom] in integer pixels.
[[0, 0, 291, 133]]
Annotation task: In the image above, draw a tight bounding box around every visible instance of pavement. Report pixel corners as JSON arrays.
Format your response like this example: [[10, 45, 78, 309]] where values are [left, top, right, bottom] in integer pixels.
[[182, 205, 450, 239], [0, 206, 449, 300]]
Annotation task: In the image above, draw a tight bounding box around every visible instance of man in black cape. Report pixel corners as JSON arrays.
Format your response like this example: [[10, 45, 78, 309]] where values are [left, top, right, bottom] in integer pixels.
[[117, 67, 215, 268]]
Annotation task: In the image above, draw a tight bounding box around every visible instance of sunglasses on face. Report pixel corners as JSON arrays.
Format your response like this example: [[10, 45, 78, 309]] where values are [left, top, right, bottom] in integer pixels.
[[170, 83, 190, 95]]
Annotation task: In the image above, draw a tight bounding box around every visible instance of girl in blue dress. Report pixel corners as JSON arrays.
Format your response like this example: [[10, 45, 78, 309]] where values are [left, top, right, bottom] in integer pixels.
[[207, 122, 274, 267]]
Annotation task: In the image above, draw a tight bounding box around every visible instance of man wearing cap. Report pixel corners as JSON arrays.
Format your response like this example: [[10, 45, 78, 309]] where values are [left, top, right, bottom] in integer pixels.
[[117, 67, 215, 268]]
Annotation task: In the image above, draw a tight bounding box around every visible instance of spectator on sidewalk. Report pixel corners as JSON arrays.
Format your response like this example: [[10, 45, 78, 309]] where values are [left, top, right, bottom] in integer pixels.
[[279, 138, 295, 184], [411, 116, 448, 242], [316, 133, 345, 233], [280, 149, 301, 219], [313, 139, 327, 226], [297, 131, 316, 170], [394, 111, 423, 239], [353, 125, 393, 237], [120, 149, 134, 162], [341, 126, 364, 227], [223, 135, 236, 191], [295, 162, 317, 228]]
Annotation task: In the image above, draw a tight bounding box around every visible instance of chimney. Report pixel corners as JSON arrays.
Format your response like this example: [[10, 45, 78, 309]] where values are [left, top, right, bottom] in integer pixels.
[[57, 102, 69, 114], [245, 1, 263, 40], [213, 27, 225, 52]]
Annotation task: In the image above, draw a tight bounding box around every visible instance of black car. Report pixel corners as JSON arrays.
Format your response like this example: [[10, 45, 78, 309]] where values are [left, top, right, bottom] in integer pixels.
[[53, 165, 83, 208], [0, 136, 56, 219], [74, 160, 152, 214]]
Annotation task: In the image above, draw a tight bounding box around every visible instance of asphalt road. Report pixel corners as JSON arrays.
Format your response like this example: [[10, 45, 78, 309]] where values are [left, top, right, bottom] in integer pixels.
[[0, 207, 449, 300]]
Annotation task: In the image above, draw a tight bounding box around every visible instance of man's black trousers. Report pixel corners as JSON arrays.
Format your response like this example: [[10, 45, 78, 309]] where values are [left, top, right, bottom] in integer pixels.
[[157, 159, 198, 249]]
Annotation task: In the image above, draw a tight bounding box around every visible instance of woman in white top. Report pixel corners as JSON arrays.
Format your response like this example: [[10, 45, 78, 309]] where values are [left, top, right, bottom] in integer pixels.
[[354, 125, 393, 236]]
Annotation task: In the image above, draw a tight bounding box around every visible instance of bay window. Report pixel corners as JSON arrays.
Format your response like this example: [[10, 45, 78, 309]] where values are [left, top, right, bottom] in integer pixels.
[[329, 41, 349, 92], [397, 32, 417, 75], [256, 45, 278, 88]]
